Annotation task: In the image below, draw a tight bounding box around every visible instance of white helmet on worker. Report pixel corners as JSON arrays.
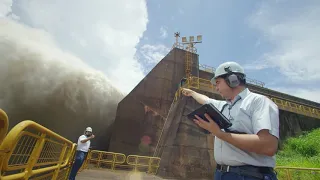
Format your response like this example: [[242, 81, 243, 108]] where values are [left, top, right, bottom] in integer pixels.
[[211, 61, 246, 87], [85, 127, 92, 132]]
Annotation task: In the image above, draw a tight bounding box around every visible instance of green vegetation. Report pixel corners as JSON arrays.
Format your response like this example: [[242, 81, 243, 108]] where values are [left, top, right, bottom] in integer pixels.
[[275, 128, 320, 179]]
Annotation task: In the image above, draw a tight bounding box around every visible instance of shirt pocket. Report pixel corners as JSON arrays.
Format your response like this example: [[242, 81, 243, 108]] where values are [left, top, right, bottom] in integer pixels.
[[233, 105, 253, 133]]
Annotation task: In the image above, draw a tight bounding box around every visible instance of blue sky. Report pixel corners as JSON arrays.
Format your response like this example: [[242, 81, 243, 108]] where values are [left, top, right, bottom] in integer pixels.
[[1, 0, 320, 102], [138, 0, 320, 103]]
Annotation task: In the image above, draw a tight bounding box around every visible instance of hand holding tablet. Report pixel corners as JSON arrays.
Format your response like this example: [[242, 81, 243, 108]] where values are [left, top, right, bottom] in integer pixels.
[[187, 103, 232, 130]]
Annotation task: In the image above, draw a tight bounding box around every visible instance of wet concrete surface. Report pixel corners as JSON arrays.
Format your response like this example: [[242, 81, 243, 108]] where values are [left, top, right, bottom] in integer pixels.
[[77, 169, 170, 180]]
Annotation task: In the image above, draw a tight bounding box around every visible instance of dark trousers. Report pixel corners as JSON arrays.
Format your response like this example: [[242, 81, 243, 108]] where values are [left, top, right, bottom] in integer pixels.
[[69, 151, 87, 180], [214, 166, 278, 180]]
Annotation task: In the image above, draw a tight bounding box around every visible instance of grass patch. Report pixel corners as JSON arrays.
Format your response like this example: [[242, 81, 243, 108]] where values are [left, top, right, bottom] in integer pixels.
[[275, 128, 320, 179]]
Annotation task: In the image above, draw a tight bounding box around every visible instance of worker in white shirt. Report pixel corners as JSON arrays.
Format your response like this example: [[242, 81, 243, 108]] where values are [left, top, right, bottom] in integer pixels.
[[69, 127, 95, 180], [182, 61, 279, 180]]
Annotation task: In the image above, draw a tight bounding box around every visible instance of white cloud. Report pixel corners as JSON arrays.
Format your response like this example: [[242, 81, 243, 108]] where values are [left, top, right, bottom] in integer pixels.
[[248, 1, 320, 83], [11, 0, 148, 94], [271, 86, 320, 103], [160, 26, 168, 39], [140, 44, 170, 65], [243, 60, 270, 70], [0, 0, 12, 17]]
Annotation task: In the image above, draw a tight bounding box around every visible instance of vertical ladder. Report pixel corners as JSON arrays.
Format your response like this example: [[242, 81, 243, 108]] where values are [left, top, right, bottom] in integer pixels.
[[185, 49, 192, 79]]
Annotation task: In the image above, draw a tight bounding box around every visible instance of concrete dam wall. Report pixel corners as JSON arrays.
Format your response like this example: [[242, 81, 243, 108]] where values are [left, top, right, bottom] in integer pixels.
[[108, 47, 320, 179], [108, 48, 198, 155]]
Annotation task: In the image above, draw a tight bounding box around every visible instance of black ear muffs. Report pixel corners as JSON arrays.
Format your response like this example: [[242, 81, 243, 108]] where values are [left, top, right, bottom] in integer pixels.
[[223, 66, 240, 88], [226, 74, 240, 88]]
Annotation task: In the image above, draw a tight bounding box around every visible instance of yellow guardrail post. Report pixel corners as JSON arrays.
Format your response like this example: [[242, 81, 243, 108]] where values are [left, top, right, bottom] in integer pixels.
[[111, 153, 116, 170], [25, 133, 47, 179], [66, 143, 77, 178], [97, 151, 102, 168], [132, 155, 138, 171], [0, 109, 8, 145], [52, 142, 68, 179], [85, 150, 92, 169], [125, 155, 160, 174], [148, 158, 153, 174], [285, 169, 291, 180]]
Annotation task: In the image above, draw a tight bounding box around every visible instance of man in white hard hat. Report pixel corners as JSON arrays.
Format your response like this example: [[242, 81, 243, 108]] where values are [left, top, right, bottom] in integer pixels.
[[182, 62, 279, 180], [69, 127, 95, 180]]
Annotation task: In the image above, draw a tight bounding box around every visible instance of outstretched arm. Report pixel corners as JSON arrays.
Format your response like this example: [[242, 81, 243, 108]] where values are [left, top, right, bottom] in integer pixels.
[[181, 88, 209, 105]]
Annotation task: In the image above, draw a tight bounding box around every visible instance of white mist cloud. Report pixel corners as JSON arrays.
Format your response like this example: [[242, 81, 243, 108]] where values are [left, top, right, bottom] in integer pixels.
[[0, 18, 126, 145], [248, 1, 320, 83], [10, 0, 148, 94], [0, 18, 124, 113]]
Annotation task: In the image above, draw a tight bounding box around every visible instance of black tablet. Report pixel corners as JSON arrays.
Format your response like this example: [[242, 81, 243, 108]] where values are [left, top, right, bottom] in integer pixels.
[[187, 103, 232, 130]]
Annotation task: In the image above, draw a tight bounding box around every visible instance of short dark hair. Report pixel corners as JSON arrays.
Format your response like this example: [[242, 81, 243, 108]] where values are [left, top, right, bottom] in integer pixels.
[[236, 73, 246, 85]]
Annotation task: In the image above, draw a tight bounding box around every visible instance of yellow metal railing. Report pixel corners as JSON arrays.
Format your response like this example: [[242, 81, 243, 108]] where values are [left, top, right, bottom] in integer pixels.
[[270, 97, 320, 119], [275, 166, 320, 180], [246, 77, 265, 87], [185, 48, 192, 79], [174, 76, 214, 102], [176, 76, 320, 119], [186, 76, 214, 90], [0, 109, 9, 146], [0, 120, 76, 180], [199, 64, 215, 73], [82, 150, 161, 174], [0, 109, 162, 177], [0, 111, 319, 179], [126, 155, 161, 174], [172, 42, 184, 50], [86, 150, 126, 170]]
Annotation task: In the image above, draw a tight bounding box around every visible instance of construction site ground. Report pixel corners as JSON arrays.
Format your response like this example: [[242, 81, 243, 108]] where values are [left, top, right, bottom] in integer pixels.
[[77, 169, 170, 180]]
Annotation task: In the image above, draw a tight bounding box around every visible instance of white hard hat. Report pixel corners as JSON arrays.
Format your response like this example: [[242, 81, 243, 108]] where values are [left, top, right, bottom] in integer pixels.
[[85, 127, 92, 132], [211, 61, 245, 84]]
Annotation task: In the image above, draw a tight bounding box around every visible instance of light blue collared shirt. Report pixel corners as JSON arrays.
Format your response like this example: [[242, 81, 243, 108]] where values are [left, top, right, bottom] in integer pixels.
[[205, 88, 279, 167]]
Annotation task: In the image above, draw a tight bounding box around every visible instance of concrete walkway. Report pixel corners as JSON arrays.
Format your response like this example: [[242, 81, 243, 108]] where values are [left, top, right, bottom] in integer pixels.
[[77, 169, 168, 180]]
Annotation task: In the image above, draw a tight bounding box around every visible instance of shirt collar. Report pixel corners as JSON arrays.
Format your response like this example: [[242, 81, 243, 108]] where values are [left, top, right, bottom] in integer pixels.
[[226, 88, 250, 105]]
